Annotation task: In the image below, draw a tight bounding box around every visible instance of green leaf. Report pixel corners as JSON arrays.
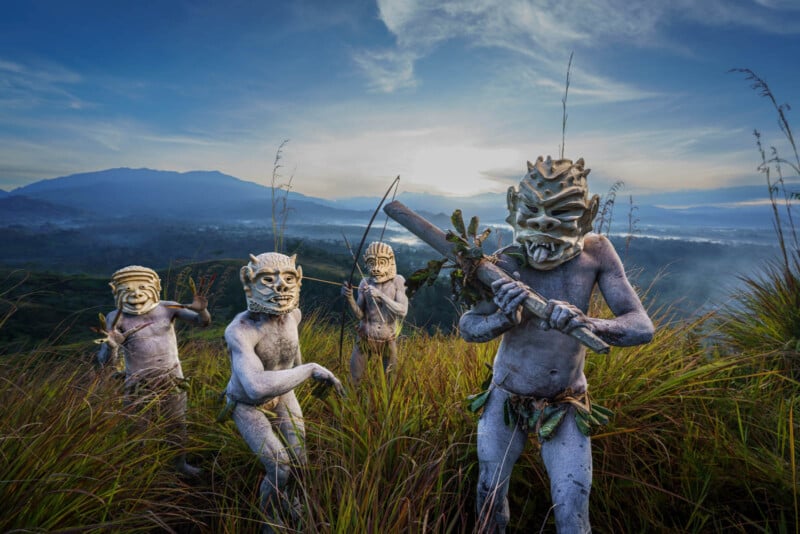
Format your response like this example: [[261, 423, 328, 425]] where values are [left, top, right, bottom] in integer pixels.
[[506, 252, 526, 266], [575, 415, 592, 436], [538, 407, 567, 440], [583, 410, 602, 426], [407, 258, 448, 296], [467, 247, 484, 259], [527, 408, 542, 430], [475, 228, 492, 247], [503, 398, 512, 426], [446, 231, 463, 243], [480, 371, 493, 390], [592, 403, 614, 418], [451, 209, 466, 237], [467, 216, 479, 239], [467, 389, 490, 413]]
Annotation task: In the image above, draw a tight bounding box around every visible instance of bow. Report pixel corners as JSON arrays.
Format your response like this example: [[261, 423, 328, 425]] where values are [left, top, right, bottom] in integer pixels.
[[338, 175, 401, 370]]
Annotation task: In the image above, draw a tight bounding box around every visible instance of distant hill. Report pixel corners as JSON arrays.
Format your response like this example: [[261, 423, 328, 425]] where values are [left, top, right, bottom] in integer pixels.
[[0, 195, 89, 226], [3, 166, 786, 232], [8, 168, 370, 223]]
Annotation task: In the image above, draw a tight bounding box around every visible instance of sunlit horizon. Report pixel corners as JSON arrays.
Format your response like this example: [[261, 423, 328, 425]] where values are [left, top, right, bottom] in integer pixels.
[[2, 1, 799, 198]]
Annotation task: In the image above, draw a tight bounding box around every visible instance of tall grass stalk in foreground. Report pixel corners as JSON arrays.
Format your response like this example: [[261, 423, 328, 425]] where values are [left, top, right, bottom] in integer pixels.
[[271, 138, 294, 253], [1, 306, 797, 532], [0, 270, 30, 331], [723, 71, 800, 376], [719, 68, 800, 533]]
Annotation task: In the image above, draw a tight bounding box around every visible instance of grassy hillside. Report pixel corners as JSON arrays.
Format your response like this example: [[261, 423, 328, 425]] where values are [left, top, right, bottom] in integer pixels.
[[0, 298, 797, 532]]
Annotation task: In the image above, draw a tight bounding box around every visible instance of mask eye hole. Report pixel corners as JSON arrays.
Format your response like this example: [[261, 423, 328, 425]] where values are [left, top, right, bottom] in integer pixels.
[[260, 275, 275, 284]]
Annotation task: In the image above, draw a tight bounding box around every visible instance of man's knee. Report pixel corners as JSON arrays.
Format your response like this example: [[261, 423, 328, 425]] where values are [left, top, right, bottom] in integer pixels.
[[263, 458, 292, 490], [550, 473, 591, 533]]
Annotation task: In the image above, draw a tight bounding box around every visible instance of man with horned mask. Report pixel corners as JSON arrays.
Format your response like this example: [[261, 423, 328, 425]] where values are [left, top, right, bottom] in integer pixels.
[[223, 252, 344, 530], [341, 241, 409, 385], [459, 156, 654, 533], [96, 265, 211, 477]]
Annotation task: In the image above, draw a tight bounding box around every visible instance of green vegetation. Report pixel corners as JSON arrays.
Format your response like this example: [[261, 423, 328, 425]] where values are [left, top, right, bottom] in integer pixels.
[[1, 66, 798, 534], [0, 295, 797, 532]]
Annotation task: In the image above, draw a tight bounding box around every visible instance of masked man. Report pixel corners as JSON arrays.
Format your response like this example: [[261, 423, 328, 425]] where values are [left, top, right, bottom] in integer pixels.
[[223, 252, 344, 530], [96, 265, 211, 477], [459, 156, 654, 533], [342, 241, 409, 385]]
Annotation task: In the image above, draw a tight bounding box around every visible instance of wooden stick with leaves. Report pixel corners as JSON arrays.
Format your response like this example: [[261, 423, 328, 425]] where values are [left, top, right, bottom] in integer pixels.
[[385, 200, 610, 354], [406, 208, 493, 307]]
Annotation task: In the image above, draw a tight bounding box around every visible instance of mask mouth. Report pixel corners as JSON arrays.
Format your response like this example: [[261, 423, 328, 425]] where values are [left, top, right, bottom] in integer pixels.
[[273, 294, 295, 305], [121, 299, 158, 315], [247, 292, 298, 314], [522, 237, 564, 265]]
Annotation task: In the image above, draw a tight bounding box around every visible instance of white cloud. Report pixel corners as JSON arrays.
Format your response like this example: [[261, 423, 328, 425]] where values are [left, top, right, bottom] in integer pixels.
[[0, 57, 87, 110], [563, 127, 759, 194], [352, 49, 419, 93], [363, 0, 800, 93], [755, 0, 800, 10]]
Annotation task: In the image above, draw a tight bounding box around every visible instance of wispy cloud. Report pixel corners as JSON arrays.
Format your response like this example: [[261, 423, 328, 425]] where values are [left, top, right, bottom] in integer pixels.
[[362, 0, 800, 94], [352, 49, 419, 93], [0, 57, 87, 110]]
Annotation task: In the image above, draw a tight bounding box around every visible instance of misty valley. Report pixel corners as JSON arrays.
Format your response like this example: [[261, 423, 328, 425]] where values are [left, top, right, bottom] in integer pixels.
[[0, 216, 781, 350], [0, 167, 784, 349]]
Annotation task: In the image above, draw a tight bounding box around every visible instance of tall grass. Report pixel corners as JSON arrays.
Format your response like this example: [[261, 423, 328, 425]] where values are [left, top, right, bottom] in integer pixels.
[[1, 303, 797, 532], [271, 139, 294, 253]]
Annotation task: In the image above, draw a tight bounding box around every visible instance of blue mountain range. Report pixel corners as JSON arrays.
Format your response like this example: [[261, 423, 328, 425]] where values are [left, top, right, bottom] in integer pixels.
[[0, 167, 787, 232]]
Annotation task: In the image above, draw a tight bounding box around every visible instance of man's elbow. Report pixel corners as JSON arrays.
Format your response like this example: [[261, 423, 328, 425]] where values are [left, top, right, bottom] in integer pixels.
[[632, 318, 655, 345], [458, 319, 487, 343]]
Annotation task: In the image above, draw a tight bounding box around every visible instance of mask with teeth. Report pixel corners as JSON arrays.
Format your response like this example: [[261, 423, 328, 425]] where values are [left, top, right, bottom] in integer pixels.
[[506, 156, 599, 270], [363, 241, 396, 283], [240, 252, 303, 314], [110, 265, 162, 315]]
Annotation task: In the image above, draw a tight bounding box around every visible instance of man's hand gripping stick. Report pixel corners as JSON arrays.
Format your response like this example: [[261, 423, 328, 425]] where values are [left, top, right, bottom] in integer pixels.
[[383, 200, 610, 354]]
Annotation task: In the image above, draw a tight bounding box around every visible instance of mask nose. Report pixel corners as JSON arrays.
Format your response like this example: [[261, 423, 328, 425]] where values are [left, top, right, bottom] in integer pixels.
[[525, 215, 560, 232], [275, 275, 293, 292]]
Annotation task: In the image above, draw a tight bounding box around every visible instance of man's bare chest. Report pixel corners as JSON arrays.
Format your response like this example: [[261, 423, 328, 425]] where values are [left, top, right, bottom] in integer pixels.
[[252, 326, 299, 369]]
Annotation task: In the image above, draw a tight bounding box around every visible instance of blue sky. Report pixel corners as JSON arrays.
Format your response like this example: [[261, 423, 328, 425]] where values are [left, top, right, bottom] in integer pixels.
[[1, 0, 799, 198]]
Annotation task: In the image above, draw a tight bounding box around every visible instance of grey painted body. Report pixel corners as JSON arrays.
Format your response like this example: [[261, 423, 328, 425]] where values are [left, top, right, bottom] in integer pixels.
[[224, 307, 343, 525], [97, 299, 211, 476], [460, 234, 654, 533]]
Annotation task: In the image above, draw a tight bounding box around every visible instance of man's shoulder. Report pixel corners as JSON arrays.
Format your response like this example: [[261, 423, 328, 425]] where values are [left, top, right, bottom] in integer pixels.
[[582, 233, 616, 255], [584, 232, 609, 246], [225, 310, 256, 336]]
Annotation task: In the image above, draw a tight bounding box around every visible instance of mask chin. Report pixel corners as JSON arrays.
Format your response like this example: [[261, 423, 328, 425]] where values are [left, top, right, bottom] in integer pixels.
[[371, 272, 392, 283], [246, 290, 299, 315], [123, 301, 158, 315]]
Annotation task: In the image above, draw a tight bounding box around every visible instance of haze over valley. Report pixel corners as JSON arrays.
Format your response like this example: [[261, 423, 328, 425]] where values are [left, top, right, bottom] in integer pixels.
[[0, 167, 786, 331]]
